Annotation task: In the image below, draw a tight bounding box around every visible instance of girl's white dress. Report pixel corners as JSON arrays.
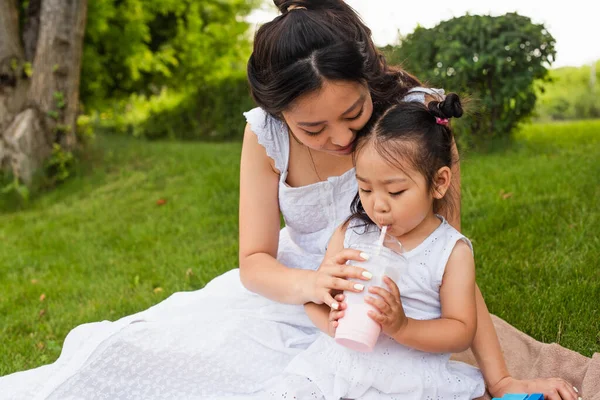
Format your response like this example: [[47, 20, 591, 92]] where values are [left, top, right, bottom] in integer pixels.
[[283, 219, 485, 399], [0, 89, 482, 399]]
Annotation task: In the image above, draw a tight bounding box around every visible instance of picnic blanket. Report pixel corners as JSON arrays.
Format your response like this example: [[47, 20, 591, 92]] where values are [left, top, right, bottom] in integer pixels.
[[453, 315, 600, 399]]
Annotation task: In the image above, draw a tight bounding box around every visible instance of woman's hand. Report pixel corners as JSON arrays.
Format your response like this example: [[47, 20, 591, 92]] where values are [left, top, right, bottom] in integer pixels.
[[489, 376, 580, 400], [306, 248, 373, 309], [365, 276, 408, 337], [327, 293, 346, 337]]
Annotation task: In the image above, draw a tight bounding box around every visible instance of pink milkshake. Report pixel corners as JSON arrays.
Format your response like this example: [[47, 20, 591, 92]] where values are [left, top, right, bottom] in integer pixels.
[[335, 235, 405, 352]]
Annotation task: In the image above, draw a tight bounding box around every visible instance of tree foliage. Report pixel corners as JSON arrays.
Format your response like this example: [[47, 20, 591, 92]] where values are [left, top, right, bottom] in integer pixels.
[[81, 0, 257, 109], [383, 13, 556, 145]]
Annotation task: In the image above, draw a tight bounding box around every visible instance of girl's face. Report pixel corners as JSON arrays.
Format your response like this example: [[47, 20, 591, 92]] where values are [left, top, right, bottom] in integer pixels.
[[281, 80, 373, 156], [355, 141, 450, 238]]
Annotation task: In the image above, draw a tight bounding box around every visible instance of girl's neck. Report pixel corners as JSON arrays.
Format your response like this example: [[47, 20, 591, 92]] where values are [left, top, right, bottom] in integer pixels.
[[393, 211, 441, 252]]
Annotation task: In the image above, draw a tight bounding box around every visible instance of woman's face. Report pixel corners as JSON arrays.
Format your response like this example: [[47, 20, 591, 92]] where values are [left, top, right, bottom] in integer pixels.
[[281, 80, 373, 156]]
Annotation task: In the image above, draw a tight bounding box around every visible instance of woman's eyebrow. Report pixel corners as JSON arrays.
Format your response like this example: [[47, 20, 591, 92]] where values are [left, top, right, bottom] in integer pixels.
[[297, 119, 326, 127], [342, 94, 366, 115]]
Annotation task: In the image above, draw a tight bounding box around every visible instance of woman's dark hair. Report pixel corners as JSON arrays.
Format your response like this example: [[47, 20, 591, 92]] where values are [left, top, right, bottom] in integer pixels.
[[247, 0, 421, 119], [349, 93, 464, 227]]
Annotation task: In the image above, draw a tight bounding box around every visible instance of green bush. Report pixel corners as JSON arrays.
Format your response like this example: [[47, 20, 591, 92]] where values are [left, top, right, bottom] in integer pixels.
[[382, 13, 556, 147]]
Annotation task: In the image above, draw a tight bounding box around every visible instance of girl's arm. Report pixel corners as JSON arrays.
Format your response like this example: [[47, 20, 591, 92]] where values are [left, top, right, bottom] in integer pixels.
[[392, 240, 477, 353], [239, 123, 314, 304], [304, 303, 332, 334]]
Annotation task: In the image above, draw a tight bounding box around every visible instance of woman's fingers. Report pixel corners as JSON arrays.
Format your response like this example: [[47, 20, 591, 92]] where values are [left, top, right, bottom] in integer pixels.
[[320, 276, 366, 293], [539, 378, 579, 400], [333, 248, 370, 264], [322, 292, 337, 310], [553, 379, 579, 400]]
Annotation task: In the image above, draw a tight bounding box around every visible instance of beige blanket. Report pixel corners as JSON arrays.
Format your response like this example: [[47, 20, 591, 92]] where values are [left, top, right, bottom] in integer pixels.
[[452, 315, 599, 399]]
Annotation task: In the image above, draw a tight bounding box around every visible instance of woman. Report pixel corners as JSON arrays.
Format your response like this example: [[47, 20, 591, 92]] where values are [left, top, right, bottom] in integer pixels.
[[0, 1, 584, 399]]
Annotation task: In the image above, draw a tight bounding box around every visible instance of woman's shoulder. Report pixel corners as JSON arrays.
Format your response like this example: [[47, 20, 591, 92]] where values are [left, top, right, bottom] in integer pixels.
[[243, 107, 289, 174]]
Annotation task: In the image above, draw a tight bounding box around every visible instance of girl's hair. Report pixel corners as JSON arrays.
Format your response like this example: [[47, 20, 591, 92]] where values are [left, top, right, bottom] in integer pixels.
[[349, 93, 464, 227], [247, 0, 421, 119]]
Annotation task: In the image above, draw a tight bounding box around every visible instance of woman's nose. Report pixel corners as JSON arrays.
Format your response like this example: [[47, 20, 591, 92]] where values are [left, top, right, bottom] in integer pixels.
[[330, 126, 355, 148]]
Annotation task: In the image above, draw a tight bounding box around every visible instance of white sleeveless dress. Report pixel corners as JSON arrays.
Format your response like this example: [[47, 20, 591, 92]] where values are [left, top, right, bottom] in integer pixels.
[[0, 108, 358, 399], [283, 218, 486, 400]]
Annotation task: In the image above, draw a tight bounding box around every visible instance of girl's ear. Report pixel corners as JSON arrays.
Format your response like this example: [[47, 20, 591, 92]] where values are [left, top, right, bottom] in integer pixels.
[[433, 166, 452, 199]]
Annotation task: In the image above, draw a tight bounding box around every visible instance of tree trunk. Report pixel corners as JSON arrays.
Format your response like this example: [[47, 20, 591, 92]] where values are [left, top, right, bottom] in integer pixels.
[[0, 0, 87, 185]]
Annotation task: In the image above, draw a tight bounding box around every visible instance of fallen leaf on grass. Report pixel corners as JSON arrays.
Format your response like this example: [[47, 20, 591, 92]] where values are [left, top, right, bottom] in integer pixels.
[[40, 293, 46, 302], [153, 287, 164, 294], [156, 199, 167, 206]]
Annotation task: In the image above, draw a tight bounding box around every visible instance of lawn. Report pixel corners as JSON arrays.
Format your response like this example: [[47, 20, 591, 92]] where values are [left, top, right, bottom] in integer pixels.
[[0, 119, 599, 375]]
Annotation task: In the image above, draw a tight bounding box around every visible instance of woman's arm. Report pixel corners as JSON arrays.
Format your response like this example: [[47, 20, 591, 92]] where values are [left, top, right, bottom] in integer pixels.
[[238, 123, 313, 304], [238, 125, 368, 305], [471, 286, 511, 388], [471, 288, 579, 400]]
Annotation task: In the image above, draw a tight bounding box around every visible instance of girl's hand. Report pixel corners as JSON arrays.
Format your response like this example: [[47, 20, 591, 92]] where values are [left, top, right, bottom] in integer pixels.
[[489, 376, 580, 400], [365, 276, 408, 337], [308, 248, 372, 309], [327, 294, 346, 337]]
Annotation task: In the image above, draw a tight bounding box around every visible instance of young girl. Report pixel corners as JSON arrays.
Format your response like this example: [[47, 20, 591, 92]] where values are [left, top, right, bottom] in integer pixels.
[[289, 93, 487, 399]]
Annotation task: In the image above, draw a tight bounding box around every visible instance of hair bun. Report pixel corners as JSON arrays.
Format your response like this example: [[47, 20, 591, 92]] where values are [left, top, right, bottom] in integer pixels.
[[441, 93, 463, 118], [428, 92, 463, 120]]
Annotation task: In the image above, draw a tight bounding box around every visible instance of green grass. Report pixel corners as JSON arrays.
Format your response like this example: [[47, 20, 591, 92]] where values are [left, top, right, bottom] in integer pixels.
[[1, 120, 599, 375]]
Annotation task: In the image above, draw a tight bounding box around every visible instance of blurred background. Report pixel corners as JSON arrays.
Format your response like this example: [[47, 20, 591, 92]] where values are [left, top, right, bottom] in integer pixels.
[[0, 0, 598, 375]]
